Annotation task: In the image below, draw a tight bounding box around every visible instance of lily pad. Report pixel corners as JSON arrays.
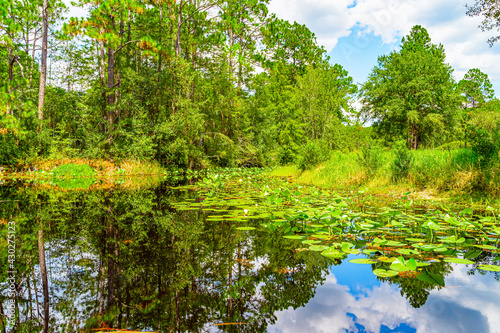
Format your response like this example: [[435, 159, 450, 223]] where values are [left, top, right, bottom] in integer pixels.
[[321, 249, 343, 259], [309, 245, 330, 252], [475, 244, 497, 250], [373, 269, 399, 277], [443, 258, 474, 264], [349, 258, 378, 264], [396, 249, 419, 255], [302, 240, 321, 245], [478, 265, 500, 272], [283, 235, 304, 240]]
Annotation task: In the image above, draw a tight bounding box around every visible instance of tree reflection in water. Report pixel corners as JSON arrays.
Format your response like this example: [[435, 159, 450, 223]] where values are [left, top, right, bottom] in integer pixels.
[[0, 183, 332, 332]]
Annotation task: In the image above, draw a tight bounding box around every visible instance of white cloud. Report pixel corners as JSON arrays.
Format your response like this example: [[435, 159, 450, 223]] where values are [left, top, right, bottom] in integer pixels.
[[268, 0, 500, 93], [268, 0, 357, 50], [268, 264, 500, 333]]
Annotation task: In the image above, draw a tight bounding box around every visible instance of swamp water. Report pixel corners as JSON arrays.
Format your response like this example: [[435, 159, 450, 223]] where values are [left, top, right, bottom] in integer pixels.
[[1, 169, 500, 332]]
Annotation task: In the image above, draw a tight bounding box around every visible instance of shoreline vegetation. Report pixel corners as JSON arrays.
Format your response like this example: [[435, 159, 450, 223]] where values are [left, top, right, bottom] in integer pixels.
[[0, 158, 166, 178], [0, 159, 168, 191], [268, 148, 500, 204], [2, 3, 500, 204]]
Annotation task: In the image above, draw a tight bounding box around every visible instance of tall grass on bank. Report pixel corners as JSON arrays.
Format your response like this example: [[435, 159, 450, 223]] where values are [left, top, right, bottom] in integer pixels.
[[269, 148, 500, 196]]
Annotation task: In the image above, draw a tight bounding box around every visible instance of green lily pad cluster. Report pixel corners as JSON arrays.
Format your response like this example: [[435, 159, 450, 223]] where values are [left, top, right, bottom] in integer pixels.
[[168, 168, 500, 283]]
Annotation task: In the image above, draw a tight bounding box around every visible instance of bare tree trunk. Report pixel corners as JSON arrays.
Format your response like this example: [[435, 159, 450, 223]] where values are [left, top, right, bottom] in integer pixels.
[[37, 0, 49, 121], [411, 123, 418, 150], [175, 290, 180, 333], [30, 250, 42, 320], [158, 5, 163, 73], [106, 14, 116, 144], [29, 29, 38, 87], [175, 1, 184, 57], [38, 229, 49, 333], [7, 48, 14, 115], [0, 300, 6, 333], [100, 37, 107, 127], [98, 233, 106, 316], [107, 224, 115, 312]]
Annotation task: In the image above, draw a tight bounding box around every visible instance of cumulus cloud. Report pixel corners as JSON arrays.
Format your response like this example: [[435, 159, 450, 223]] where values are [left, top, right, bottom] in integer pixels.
[[268, 0, 500, 92], [268, 265, 500, 333]]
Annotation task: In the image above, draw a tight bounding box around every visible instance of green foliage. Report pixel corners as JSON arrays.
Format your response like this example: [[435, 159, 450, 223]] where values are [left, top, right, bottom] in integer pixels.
[[0, 129, 21, 166], [468, 99, 500, 167], [357, 143, 383, 177], [471, 128, 500, 167], [466, 0, 500, 46], [458, 68, 495, 107], [361, 25, 460, 149], [52, 163, 95, 178], [391, 141, 414, 182], [296, 140, 330, 171], [436, 141, 463, 150]]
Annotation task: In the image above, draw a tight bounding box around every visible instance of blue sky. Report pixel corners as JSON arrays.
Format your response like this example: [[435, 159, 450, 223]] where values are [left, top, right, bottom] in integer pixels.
[[268, 262, 500, 333], [269, 0, 500, 97], [67, 0, 500, 96]]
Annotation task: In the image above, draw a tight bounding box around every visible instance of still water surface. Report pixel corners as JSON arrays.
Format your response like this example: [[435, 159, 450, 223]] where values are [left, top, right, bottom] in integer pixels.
[[1, 176, 499, 333]]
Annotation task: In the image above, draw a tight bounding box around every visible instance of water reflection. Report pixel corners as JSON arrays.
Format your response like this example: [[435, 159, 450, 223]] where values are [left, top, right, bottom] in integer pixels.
[[0, 182, 499, 332], [0, 183, 332, 332], [269, 264, 498, 333]]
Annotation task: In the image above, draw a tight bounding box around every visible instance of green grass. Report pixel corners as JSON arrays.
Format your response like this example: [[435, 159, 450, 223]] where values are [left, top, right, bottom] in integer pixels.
[[52, 163, 95, 178], [268, 148, 500, 198]]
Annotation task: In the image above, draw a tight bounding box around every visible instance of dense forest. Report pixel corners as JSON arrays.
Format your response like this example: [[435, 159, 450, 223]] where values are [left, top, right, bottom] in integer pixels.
[[1, 0, 499, 172]]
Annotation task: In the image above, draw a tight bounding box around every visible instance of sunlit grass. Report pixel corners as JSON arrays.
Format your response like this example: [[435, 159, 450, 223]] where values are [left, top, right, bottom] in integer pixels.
[[268, 148, 500, 198]]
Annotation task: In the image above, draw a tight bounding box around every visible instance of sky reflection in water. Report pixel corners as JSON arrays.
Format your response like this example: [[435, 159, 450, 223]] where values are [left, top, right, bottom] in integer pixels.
[[269, 260, 499, 333]]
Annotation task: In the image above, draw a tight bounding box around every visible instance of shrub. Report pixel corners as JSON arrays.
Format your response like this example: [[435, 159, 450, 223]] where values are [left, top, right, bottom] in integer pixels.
[[52, 163, 95, 178], [296, 140, 330, 171], [357, 143, 383, 177], [391, 141, 414, 182], [0, 129, 21, 166], [471, 128, 499, 167], [277, 145, 297, 165], [436, 141, 462, 150]]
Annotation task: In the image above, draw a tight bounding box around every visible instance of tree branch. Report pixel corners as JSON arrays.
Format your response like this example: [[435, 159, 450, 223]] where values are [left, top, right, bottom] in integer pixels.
[[14, 57, 25, 78], [114, 39, 140, 54], [180, 2, 218, 26]]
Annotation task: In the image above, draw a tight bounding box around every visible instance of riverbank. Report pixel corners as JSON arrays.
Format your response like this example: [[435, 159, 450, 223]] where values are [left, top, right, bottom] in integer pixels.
[[0, 158, 166, 178], [0, 158, 168, 190], [268, 149, 500, 205]]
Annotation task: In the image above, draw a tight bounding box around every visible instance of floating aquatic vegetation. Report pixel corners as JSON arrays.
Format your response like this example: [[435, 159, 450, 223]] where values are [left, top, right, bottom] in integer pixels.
[[167, 168, 500, 285]]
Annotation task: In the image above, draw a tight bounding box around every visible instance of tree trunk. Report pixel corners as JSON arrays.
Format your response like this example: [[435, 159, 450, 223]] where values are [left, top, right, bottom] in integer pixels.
[[175, 1, 183, 57], [7, 48, 14, 115], [411, 123, 418, 150], [30, 250, 42, 320], [175, 290, 180, 333], [29, 28, 38, 87], [158, 5, 163, 73], [38, 229, 49, 333], [0, 300, 6, 333], [107, 224, 115, 312], [98, 230, 106, 316], [37, 0, 49, 121]]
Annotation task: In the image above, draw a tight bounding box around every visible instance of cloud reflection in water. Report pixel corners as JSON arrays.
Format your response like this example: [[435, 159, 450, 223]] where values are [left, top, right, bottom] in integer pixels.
[[269, 264, 499, 333]]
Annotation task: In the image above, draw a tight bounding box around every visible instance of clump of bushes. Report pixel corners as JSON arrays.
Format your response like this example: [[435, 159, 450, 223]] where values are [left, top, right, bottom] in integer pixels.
[[471, 128, 499, 168], [296, 140, 330, 171], [52, 163, 95, 178], [357, 143, 383, 177], [391, 141, 414, 182]]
